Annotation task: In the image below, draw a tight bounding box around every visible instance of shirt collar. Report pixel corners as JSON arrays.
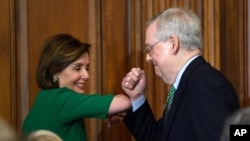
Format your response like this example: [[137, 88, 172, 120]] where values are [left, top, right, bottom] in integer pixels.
[[173, 55, 200, 89]]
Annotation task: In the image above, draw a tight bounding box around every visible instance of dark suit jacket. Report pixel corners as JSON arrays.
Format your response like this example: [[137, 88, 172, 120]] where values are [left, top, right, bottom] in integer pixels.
[[123, 56, 239, 141]]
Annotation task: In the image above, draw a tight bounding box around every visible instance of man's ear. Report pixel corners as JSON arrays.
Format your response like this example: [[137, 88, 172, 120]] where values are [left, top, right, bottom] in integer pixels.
[[170, 35, 179, 54]]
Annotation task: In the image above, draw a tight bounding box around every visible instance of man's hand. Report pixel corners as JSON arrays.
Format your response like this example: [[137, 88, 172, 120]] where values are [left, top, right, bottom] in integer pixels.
[[121, 67, 146, 101], [105, 112, 127, 128]]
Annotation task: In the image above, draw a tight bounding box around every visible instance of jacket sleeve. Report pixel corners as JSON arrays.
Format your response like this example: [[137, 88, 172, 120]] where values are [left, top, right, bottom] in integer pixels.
[[123, 100, 164, 141]]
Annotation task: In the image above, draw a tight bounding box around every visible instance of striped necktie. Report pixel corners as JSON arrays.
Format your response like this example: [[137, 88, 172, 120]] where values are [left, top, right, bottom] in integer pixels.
[[166, 86, 176, 112]]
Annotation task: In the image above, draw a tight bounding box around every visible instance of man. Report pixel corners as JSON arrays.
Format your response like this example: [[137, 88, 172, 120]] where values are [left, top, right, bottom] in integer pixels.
[[121, 7, 239, 141]]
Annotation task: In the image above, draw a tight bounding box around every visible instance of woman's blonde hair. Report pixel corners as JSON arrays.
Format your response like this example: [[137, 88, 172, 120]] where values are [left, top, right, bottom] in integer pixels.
[[27, 130, 62, 141]]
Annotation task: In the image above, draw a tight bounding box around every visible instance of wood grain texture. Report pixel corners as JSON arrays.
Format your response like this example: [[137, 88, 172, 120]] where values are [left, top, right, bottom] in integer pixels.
[[219, 0, 248, 107], [0, 0, 18, 129]]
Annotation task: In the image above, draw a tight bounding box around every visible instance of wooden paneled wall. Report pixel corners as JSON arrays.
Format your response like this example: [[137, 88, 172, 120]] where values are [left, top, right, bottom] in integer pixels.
[[219, 0, 249, 107], [0, 0, 248, 141], [0, 0, 18, 128]]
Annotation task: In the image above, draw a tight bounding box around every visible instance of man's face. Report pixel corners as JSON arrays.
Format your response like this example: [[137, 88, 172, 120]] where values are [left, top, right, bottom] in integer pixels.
[[145, 22, 175, 84]]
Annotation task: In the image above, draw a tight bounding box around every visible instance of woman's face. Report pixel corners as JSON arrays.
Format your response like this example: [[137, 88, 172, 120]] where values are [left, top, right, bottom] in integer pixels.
[[55, 53, 90, 94]]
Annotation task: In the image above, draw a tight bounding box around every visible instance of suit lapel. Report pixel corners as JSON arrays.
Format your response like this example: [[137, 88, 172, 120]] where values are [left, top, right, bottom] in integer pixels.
[[162, 56, 207, 140]]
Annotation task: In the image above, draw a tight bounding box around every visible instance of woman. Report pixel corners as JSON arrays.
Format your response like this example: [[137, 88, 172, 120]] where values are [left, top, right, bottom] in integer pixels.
[[22, 33, 131, 141]]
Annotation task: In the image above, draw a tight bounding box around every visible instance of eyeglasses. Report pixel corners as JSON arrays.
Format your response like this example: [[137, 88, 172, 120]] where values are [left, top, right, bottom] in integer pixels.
[[145, 41, 161, 55]]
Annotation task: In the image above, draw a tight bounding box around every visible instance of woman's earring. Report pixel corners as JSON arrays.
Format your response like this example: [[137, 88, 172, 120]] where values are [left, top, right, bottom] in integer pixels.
[[53, 76, 59, 83]]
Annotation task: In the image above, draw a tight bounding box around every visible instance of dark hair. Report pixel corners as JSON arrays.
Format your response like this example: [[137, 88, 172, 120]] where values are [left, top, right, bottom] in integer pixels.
[[36, 33, 91, 89]]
